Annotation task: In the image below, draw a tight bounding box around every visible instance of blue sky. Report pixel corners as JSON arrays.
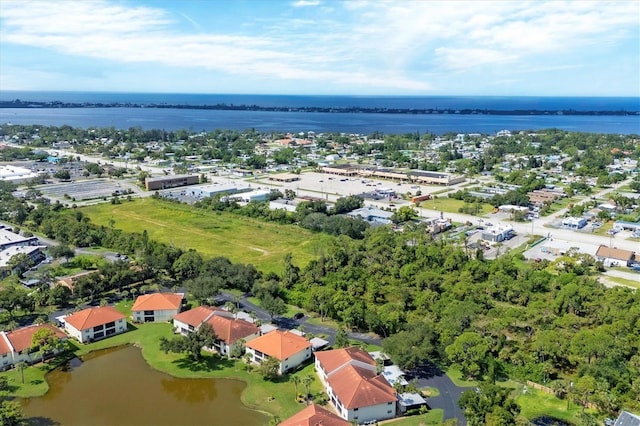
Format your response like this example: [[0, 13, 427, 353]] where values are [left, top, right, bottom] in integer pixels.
[[1, 0, 638, 96]]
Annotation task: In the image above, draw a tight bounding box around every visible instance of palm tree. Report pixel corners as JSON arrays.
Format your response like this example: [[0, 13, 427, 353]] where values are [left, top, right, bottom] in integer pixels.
[[291, 375, 302, 401], [15, 362, 27, 384], [224, 302, 238, 319], [302, 375, 315, 402]]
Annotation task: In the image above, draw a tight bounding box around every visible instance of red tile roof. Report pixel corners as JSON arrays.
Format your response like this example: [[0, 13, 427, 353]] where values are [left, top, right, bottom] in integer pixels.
[[245, 330, 311, 360], [315, 346, 376, 374], [6, 324, 66, 353], [327, 364, 396, 409], [132, 292, 184, 312], [280, 403, 349, 426], [64, 306, 126, 331], [205, 315, 259, 345], [172, 306, 218, 327], [0, 333, 12, 355]]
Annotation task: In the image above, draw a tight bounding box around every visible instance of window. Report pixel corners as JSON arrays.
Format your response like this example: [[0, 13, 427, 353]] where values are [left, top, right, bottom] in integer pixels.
[[387, 410, 392, 414], [388, 402, 393, 405], [354, 408, 358, 412], [106, 321, 116, 328]]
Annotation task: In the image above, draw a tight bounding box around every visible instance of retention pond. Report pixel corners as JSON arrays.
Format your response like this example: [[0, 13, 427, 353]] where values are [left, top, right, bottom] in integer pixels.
[[22, 345, 269, 425]]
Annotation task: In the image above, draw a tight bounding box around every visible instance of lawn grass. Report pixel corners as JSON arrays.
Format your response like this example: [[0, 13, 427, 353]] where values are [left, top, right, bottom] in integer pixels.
[[380, 409, 444, 426], [515, 387, 586, 425], [421, 197, 494, 215], [605, 276, 640, 289], [79, 198, 332, 274], [445, 365, 479, 387], [420, 386, 440, 397], [3, 322, 324, 421]]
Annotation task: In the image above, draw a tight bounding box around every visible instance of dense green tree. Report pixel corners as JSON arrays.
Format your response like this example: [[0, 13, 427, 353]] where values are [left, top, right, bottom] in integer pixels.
[[257, 356, 281, 380], [159, 323, 216, 361], [446, 332, 490, 379], [334, 328, 350, 348], [261, 294, 287, 322], [383, 321, 437, 370], [31, 327, 65, 363], [172, 250, 203, 281], [0, 400, 24, 426]]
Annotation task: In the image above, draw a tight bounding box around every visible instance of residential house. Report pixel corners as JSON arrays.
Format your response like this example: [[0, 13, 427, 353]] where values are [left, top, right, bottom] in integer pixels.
[[131, 292, 184, 323], [56, 270, 99, 293], [205, 315, 260, 357], [245, 330, 312, 374], [172, 306, 230, 335], [280, 403, 349, 426], [595, 245, 635, 267], [0, 324, 67, 369], [315, 347, 398, 423], [64, 306, 127, 343], [172, 306, 260, 357]]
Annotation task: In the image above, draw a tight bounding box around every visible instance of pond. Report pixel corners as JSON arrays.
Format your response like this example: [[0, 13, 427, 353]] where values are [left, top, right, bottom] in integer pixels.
[[22, 345, 270, 425]]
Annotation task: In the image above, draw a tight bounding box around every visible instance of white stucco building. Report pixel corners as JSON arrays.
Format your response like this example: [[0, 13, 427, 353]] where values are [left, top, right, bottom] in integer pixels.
[[131, 292, 184, 323], [0, 324, 67, 369], [245, 330, 312, 374], [315, 347, 398, 423], [63, 306, 127, 343]]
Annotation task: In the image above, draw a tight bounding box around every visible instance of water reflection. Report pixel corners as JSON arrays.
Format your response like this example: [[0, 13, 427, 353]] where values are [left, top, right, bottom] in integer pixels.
[[22, 345, 268, 426]]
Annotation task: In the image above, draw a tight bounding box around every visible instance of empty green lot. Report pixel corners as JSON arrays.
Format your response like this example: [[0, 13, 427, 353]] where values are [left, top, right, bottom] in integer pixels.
[[80, 198, 332, 273]]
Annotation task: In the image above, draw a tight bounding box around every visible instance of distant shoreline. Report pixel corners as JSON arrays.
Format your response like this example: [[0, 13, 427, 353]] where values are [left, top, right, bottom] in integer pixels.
[[1, 99, 638, 116]]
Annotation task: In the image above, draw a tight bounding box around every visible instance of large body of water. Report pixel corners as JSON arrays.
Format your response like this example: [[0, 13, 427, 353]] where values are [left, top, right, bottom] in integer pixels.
[[1, 91, 639, 135], [21, 345, 269, 426]]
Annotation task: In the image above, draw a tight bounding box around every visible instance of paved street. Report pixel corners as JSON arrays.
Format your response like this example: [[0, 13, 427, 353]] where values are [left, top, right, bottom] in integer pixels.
[[218, 291, 470, 424], [409, 363, 472, 425]]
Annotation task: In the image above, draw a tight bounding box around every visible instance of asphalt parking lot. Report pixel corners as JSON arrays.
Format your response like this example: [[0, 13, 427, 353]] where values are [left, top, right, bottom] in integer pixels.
[[254, 171, 455, 201], [36, 179, 136, 201]]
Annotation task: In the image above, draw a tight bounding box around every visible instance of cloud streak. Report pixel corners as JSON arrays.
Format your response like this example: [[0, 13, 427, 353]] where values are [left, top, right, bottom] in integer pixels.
[[0, 0, 637, 94]]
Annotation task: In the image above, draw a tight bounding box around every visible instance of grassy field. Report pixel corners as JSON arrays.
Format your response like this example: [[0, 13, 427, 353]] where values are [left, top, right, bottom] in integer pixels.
[[79, 198, 333, 274], [515, 387, 587, 425], [421, 197, 494, 215]]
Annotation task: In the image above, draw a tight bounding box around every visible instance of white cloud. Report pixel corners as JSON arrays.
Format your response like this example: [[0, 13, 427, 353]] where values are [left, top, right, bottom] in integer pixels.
[[292, 0, 321, 7], [0, 0, 637, 93]]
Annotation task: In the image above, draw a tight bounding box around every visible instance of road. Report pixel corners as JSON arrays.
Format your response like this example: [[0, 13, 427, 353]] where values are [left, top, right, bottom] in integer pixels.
[[218, 291, 469, 423], [408, 363, 471, 426]]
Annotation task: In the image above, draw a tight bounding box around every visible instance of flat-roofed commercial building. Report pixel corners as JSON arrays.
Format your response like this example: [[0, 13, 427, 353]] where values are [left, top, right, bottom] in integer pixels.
[[321, 164, 464, 185], [145, 174, 199, 191]]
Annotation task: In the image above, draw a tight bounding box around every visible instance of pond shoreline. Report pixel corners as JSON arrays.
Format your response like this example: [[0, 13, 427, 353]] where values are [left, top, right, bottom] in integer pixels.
[[4, 321, 320, 423]]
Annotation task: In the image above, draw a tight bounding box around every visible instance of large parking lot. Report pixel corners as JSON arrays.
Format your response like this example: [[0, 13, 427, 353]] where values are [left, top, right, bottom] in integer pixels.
[[37, 179, 137, 201], [253, 171, 462, 201]]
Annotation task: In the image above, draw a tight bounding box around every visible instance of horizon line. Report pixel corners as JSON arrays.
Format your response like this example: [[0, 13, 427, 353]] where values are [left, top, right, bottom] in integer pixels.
[[1, 90, 639, 99]]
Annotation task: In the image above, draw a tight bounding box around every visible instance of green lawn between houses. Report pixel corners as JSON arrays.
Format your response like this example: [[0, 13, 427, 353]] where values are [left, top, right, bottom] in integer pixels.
[[0, 301, 422, 424], [2, 301, 593, 425], [78, 198, 333, 274]]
